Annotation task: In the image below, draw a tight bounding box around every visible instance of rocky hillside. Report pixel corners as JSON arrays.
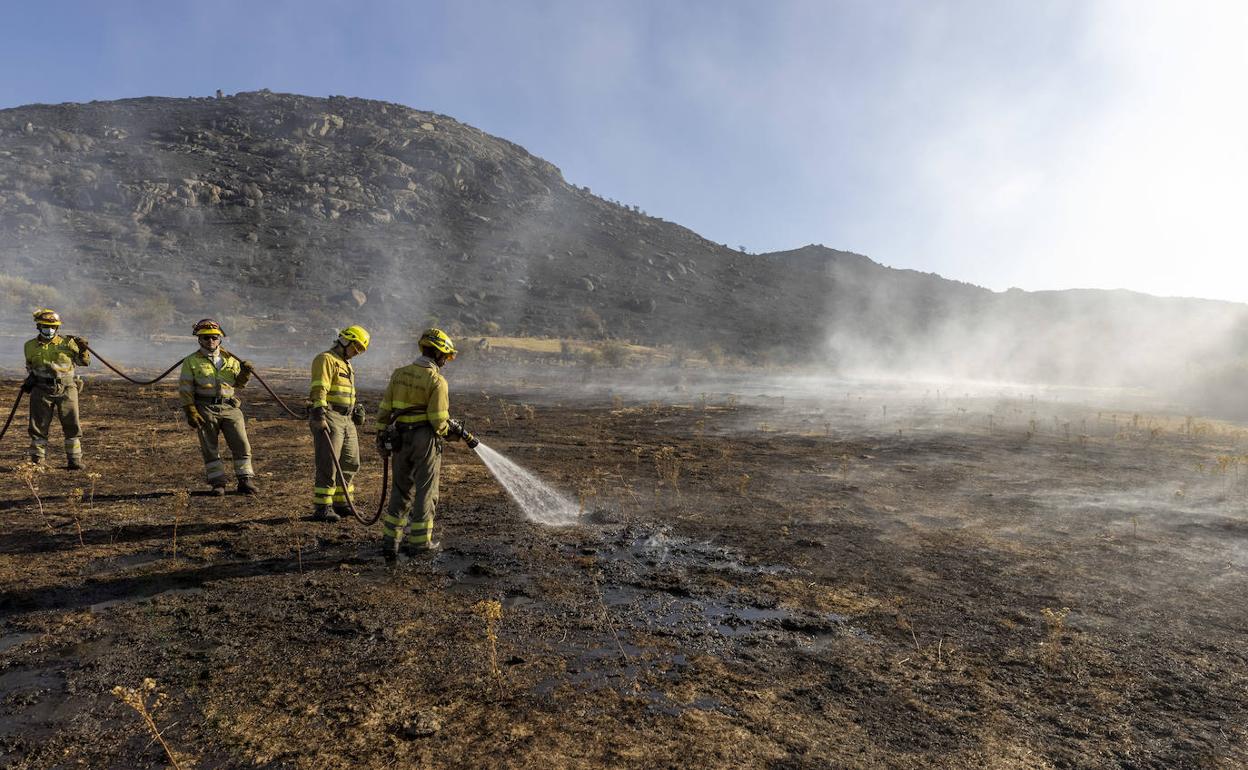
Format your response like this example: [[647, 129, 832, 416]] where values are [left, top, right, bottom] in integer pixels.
[[1, 90, 1245, 395], [0, 90, 841, 358]]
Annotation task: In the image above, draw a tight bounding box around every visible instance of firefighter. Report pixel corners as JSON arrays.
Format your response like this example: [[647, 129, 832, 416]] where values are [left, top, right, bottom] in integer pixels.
[[375, 328, 457, 562], [178, 319, 258, 496], [308, 325, 369, 521], [22, 309, 89, 469]]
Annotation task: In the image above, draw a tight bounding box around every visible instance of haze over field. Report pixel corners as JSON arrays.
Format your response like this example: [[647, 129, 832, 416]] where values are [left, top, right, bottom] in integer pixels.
[[3, 2, 1248, 414]]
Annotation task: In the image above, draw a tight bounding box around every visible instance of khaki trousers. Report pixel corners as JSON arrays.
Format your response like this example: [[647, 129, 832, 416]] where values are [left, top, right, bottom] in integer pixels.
[[195, 401, 253, 485], [383, 424, 442, 548], [28, 381, 82, 464], [312, 410, 359, 506]]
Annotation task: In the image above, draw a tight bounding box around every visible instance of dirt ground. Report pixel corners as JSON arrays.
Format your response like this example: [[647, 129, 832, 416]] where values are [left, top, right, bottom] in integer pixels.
[[0, 375, 1245, 769]]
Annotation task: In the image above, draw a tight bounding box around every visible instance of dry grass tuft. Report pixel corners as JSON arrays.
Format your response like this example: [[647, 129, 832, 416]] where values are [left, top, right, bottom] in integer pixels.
[[471, 599, 504, 684], [171, 489, 190, 559], [1040, 606, 1071, 670], [15, 460, 52, 532], [111, 678, 188, 770], [654, 446, 681, 493], [67, 488, 85, 547]]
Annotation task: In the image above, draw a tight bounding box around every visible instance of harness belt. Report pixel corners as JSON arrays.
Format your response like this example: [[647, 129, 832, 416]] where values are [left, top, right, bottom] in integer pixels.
[[196, 396, 240, 407]]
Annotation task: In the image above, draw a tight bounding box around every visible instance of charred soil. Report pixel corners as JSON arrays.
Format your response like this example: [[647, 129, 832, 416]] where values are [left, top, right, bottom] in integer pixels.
[[0, 379, 1245, 768]]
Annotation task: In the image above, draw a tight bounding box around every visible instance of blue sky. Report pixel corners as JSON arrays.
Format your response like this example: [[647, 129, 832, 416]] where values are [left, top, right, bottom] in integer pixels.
[[3, 1, 1246, 301]]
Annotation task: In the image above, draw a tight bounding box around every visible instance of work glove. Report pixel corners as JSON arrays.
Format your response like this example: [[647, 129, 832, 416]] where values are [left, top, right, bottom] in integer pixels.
[[351, 403, 366, 426], [69, 336, 91, 366], [184, 404, 206, 429], [309, 406, 329, 432], [20, 374, 35, 394], [375, 431, 391, 459], [235, 360, 254, 387]]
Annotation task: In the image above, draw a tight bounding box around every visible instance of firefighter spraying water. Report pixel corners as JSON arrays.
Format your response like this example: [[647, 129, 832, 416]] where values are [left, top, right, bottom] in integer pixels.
[[4, 321, 579, 559]]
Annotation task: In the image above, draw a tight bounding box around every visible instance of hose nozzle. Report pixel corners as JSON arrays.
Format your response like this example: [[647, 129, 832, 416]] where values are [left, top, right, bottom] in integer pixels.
[[446, 418, 480, 449]]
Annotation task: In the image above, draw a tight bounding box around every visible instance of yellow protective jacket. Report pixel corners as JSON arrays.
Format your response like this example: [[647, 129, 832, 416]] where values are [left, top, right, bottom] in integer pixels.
[[178, 349, 246, 406], [25, 335, 89, 380], [308, 348, 356, 412], [376, 357, 449, 436]]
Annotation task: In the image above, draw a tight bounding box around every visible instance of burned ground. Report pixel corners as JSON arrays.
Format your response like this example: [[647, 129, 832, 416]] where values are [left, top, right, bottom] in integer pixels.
[[0, 378, 1245, 768]]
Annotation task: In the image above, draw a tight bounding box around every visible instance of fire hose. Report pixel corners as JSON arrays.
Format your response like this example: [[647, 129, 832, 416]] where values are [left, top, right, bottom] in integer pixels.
[[86, 342, 305, 419], [0, 389, 25, 442], [325, 414, 478, 527], [85, 344, 182, 386], [14, 341, 475, 533], [316, 425, 387, 525], [313, 406, 432, 526]]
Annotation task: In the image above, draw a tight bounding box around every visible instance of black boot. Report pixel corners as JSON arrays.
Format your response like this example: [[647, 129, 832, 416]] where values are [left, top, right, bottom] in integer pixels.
[[209, 484, 227, 497], [237, 477, 258, 495], [66, 457, 84, 471], [382, 540, 399, 567], [312, 504, 340, 522], [401, 539, 441, 557]]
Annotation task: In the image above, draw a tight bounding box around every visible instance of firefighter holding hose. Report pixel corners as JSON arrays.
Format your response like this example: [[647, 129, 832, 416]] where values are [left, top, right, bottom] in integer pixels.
[[375, 328, 471, 563], [178, 319, 258, 496], [308, 325, 369, 522], [22, 309, 89, 469]]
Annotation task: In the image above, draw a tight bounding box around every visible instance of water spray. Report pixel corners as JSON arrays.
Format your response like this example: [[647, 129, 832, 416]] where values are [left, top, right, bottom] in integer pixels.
[[439, 417, 576, 524], [471, 441, 580, 526]]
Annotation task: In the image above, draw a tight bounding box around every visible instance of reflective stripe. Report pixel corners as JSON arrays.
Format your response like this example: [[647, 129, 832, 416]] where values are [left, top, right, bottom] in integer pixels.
[[404, 526, 433, 544], [384, 399, 423, 410], [309, 351, 355, 410], [314, 486, 337, 495], [32, 437, 49, 446], [181, 353, 240, 402]]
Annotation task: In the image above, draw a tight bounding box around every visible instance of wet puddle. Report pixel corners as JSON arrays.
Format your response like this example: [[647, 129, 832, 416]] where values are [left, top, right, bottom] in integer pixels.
[[0, 667, 80, 738], [82, 551, 180, 577], [534, 640, 733, 716], [89, 586, 204, 613], [601, 585, 845, 640], [0, 632, 39, 654], [597, 526, 791, 576]]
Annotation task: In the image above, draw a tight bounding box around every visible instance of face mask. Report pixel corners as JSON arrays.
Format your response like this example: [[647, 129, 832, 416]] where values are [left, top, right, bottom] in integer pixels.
[[37, 327, 55, 339]]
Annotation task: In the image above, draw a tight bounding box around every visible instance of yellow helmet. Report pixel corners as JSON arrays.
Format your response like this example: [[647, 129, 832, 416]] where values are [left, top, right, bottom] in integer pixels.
[[418, 328, 456, 359], [193, 318, 224, 336], [338, 325, 371, 352], [33, 308, 62, 327]]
